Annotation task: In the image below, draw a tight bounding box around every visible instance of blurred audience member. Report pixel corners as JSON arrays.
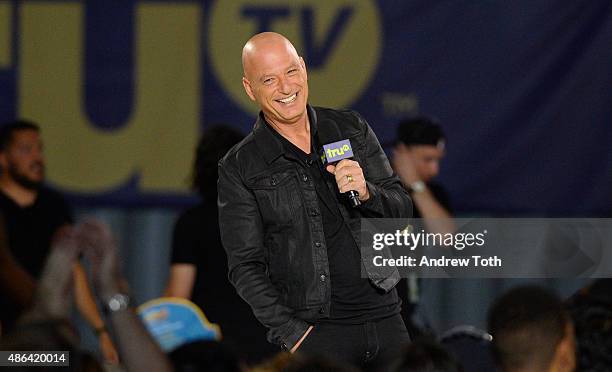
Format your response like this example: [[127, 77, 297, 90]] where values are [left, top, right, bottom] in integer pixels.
[[251, 352, 295, 372], [165, 124, 275, 363], [392, 117, 453, 341], [0, 120, 118, 362], [0, 225, 103, 372], [1, 219, 174, 371], [488, 285, 576, 372], [0, 319, 103, 372], [439, 325, 495, 372], [392, 117, 451, 219], [0, 212, 35, 333], [252, 352, 359, 372], [392, 340, 462, 372], [566, 279, 612, 371], [78, 219, 174, 371], [169, 340, 244, 372]]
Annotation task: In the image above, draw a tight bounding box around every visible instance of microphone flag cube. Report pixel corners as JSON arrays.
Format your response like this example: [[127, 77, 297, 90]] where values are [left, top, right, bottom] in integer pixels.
[[322, 139, 354, 164]]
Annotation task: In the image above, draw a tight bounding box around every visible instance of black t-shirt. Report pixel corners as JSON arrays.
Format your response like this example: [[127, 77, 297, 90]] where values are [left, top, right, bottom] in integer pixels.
[[0, 187, 73, 332], [171, 202, 248, 311], [272, 126, 400, 324], [170, 201, 275, 361], [0, 187, 73, 278]]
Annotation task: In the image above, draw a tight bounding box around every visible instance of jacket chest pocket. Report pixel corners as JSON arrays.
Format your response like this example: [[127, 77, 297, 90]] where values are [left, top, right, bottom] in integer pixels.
[[247, 167, 303, 226]]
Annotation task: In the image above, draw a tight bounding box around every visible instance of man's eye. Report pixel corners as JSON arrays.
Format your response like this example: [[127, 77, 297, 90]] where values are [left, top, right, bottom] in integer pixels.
[[263, 78, 274, 85], [287, 69, 297, 75]]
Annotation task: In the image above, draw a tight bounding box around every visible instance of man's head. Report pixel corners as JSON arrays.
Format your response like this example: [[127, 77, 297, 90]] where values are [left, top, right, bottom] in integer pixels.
[[394, 340, 462, 372], [395, 117, 445, 182], [566, 279, 612, 371], [241, 32, 309, 128], [0, 120, 45, 189], [488, 285, 576, 372]]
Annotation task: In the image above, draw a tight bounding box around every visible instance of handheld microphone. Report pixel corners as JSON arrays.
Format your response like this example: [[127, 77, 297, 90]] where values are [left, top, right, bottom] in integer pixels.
[[320, 138, 361, 208]]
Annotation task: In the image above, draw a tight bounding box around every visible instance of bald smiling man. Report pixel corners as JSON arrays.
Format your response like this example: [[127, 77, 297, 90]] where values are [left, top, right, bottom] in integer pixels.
[[218, 32, 413, 370]]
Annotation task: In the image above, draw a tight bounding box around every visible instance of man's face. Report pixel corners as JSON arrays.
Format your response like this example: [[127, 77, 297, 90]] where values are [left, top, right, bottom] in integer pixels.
[[407, 144, 445, 182], [242, 42, 309, 127], [0, 129, 45, 189]]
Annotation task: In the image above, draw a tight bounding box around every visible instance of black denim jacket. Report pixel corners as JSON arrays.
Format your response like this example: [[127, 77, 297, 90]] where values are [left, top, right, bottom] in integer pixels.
[[218, 106, 413, 350]]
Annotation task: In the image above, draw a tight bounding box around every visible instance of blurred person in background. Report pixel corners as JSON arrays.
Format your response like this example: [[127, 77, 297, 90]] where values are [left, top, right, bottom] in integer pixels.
[[251, 352, 359, 372], [488, 285, 576, 372], [566, 279, 612, 371], [1, 219, 174, 372], [168, 339, 245, 372], [392, 117, 451, 219], [392, 117, 453, 341], [392, 340, 463, 372], [0, 120, 118, 363], [0, 223, 105, 372], [165, 124, 275, 363]]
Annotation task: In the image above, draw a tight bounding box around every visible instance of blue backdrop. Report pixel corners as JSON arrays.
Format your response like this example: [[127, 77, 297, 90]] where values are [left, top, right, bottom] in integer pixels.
[[0, 0, 610, 215]]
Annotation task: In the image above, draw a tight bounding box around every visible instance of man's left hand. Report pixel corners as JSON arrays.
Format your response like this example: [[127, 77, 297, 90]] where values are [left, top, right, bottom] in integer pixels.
[[326, 159, 370, 201]]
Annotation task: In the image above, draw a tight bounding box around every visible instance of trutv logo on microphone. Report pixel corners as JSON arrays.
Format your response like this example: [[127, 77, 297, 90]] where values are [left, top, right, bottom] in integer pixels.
[[322, 140, 354, 164]]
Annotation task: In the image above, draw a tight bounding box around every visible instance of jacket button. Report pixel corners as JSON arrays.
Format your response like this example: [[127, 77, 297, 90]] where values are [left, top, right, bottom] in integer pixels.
[[302, 174, 308, 182], [270, 177, 277, 186], [319, 307, 325, 314], [314, 242, 321, 247], [310, 209, 319, 217], [320, 274, 326, 282]]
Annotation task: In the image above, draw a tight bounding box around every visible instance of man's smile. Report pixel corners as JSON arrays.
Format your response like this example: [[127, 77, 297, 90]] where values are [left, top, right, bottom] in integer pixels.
[[275, 92, 298, 104]]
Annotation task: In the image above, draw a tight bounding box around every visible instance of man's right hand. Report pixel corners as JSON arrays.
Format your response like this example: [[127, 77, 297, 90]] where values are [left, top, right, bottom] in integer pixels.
[[290, 325, 314, 353]]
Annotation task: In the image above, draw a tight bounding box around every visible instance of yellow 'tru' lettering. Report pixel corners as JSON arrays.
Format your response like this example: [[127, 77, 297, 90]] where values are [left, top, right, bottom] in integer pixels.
[[19, 2, 200, 193], [0, 1, 11, 68]]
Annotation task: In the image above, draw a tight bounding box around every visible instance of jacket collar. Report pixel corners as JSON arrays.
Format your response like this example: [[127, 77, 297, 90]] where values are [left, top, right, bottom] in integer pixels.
[[253, 105, 318, 165]]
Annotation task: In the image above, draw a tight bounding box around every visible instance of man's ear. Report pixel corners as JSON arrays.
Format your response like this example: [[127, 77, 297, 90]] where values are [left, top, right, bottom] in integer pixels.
[[300, 56, 307, 80], [242, 77, 256, 102]]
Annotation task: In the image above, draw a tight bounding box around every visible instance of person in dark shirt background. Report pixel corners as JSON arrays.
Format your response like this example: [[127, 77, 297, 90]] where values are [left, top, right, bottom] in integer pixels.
[[392, 117, 454, 341], [0, 120, 118, 363], [392, 117, 452, 219], [165, 125, 275, 363]]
